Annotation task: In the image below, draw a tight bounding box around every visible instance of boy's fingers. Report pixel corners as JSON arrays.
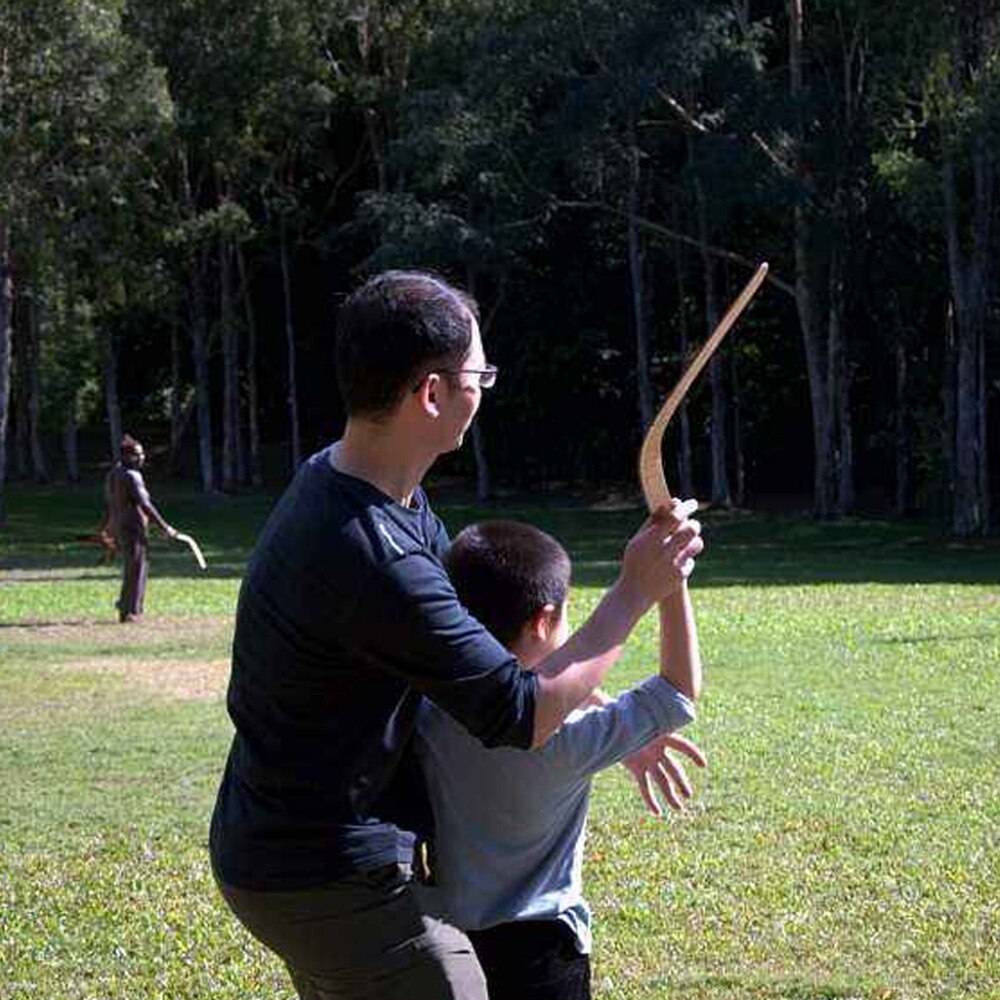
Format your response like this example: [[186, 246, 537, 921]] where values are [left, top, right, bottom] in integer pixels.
[[662, 734, 708, 768], [658, 754, 693, 799], [655, 764, 683, 811], [638, 771, 663, 818]]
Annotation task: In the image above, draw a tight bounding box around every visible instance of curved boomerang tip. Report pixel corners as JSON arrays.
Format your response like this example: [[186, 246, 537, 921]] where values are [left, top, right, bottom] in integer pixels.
[[638, 261, 769, 512]]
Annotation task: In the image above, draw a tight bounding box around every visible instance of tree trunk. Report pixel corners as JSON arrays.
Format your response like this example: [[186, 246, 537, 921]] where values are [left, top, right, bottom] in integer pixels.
[[672, 231, 694, 499], [951, 293, 983, 535], [941, 301, 956, 518], [237, 244, 263, 487], [940, 3, 994, 535], [181, 149, 214, 493], [731, 350, 745, 507], [13, 316, 28, 478], [63, 401, 80, 483], [627, 141, 654, 432], [25, 290, 48, 482], [471, 422, 492, 503], [789, 0, 838, 518], [691, 139, 730, 507], [0, 218, 13, 524], [837, 355, 854, 513], [797, 259, 836, 518], [190, 265, 214, 493], [102, 322, 122, 464], [169, 319, 183, 475], [61, 264, 80, 484], [942, 145, 990, 536], [280, 224, 301, 472], [465, 267, 493, 501], [976, 306, 989, 532], [828, 252, 849, 515], [220, 235, 239, 491], [894, 342, 909, 516]]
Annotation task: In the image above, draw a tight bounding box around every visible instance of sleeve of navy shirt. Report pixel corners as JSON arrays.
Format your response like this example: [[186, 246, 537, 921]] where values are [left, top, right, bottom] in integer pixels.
[[351, 547, 538, 751]]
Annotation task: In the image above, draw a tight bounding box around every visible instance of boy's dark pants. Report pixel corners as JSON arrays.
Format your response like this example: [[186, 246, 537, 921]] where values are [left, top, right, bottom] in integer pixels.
[[467, 919, 591, 1000], [216, 863, 487, 1000], [116, 532, 147, 619]]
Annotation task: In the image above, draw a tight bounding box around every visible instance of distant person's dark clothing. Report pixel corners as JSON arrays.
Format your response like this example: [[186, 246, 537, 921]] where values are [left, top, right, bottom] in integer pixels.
[[104, 463, 153, 620], [209, 447, 537, 998]]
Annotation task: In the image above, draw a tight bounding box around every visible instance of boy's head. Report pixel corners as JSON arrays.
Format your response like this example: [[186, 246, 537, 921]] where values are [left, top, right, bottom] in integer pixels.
[[445, 520, 571, 669], [336, 270, 481, 421]]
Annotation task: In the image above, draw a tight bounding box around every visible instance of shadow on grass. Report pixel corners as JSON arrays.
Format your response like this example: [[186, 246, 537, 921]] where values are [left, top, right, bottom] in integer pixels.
[[669, 975, 880, 999], [2, 482, 998, 589], [871, 631, 998, 645], [0, 619, 121, 629], [0, 565, 246, 580], [443, 506, 1000, 589]]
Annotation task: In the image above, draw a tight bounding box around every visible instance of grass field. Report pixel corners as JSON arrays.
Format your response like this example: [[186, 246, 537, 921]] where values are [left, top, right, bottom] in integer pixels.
[[1, 480, 998, 999]]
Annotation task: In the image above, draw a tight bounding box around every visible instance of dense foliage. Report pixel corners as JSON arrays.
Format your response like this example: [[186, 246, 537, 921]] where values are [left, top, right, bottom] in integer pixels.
[[1, 0, 997, 533]]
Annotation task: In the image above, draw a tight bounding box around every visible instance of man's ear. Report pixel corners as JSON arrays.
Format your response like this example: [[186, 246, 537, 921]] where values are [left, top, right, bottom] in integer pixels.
[[415, 373, 442, 419]]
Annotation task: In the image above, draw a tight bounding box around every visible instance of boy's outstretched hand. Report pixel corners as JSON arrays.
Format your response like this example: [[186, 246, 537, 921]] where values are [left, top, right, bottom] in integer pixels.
[[621, 732, 707, 817]]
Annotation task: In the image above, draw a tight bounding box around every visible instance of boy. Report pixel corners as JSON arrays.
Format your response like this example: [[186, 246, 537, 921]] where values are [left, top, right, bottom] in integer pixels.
[[414, 511, 703, 1000]]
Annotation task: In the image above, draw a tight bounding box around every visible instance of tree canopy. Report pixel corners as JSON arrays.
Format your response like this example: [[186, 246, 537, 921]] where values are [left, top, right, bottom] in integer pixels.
[[1, 0, 997, 534]]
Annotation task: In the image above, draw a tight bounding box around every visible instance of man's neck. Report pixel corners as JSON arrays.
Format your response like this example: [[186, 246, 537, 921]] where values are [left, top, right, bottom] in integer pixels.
[[330, 419, 436, 507]]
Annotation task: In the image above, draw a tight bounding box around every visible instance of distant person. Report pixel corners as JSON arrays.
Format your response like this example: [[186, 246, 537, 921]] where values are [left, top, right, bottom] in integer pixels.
[[102, 434, 177, 623], [414, 517, 703, 1000], [208, 270, 704, 1000]]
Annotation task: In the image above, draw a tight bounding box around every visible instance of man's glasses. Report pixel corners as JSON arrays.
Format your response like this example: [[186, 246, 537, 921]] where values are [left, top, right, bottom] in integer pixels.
[[441, 364, 498, 389], [413, 364, 498, 391]]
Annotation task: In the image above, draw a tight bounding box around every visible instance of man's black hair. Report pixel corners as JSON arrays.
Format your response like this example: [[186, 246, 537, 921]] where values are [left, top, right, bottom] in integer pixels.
[[444, 520, 571, 648], [121, 434, 142, 457], [336, 270, 479, 418]]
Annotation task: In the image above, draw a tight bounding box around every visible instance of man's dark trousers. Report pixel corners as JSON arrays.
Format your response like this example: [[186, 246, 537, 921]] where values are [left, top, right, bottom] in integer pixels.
[[116, 532, 147, 619], [216, 863, 487, 1000]]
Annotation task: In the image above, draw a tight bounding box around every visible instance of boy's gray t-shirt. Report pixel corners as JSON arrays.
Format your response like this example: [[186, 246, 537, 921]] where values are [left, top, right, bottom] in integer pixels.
[[414, 675, 695, 953]]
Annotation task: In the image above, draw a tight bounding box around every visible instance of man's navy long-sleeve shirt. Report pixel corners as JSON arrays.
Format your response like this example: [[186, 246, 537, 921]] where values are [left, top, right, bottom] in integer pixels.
[[210, 448, 538, 890]]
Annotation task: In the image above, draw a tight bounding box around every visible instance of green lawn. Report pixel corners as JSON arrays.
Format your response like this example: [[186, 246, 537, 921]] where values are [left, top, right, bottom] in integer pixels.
[[1, 481, 998, 999]]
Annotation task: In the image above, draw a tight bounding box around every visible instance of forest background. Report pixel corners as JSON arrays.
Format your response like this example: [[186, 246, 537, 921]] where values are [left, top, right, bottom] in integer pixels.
[[1, 0, 997, 535]]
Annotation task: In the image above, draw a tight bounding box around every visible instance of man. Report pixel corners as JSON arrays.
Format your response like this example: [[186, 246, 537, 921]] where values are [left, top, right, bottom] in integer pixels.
[[209, 270, 703, 1000], [102, 434, 177, 623]]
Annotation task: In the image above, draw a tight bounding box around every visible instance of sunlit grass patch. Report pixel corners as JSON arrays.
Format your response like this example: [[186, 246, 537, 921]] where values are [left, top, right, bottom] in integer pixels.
[[1, 483, 998, 998]]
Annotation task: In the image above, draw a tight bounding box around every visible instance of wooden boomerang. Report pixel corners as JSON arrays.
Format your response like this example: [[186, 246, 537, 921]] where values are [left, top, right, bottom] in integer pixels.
[[639, 262, 769, 512], [174, 532, 207, 570]]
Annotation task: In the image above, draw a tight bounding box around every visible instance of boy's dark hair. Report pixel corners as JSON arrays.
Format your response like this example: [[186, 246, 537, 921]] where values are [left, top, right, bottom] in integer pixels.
[[336, 270, 480, 418], [445, 520, 571, 648]]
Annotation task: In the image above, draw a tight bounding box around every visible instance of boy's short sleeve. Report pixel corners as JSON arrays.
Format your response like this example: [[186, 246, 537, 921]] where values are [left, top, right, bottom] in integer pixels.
[[350, 550, 537, 751], [540, 676, 695, 778]]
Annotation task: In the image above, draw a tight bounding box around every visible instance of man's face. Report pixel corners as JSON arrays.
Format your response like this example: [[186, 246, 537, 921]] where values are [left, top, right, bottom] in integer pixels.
[[439, 315, 487, 450], [124, 446, 145, 469]]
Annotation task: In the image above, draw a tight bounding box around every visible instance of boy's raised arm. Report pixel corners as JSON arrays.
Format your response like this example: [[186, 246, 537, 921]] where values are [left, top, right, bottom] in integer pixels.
[[622, 498, 704, 815], [657, 498, 702, 700], [531, 510, 703, 748], [658, 582, 702, 700]]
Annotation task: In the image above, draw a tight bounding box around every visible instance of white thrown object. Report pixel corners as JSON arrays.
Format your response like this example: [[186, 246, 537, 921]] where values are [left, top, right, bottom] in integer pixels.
[[175, 532, 207, 570]]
